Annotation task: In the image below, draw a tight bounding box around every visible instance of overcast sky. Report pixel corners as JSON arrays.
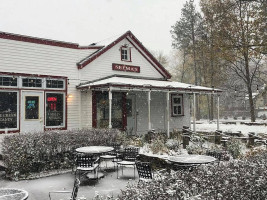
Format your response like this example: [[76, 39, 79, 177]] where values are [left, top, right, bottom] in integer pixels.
[[0, 0, 200, 54]]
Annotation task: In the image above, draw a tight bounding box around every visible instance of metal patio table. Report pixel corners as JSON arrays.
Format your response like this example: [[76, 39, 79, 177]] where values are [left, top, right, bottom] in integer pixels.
[[167, 154, 216, 165], [0, 188, 28, 200]]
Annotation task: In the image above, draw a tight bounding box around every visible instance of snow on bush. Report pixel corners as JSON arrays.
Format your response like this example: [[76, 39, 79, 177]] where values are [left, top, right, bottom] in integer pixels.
[[1, 129, 120, 179], [93, 150, 267, 200]]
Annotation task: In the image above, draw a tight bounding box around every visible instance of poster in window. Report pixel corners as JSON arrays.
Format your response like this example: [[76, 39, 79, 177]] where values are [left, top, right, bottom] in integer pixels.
[[46, 93, 64, 126], [25, 96, 39, 119], [0, 92, 17, 129]]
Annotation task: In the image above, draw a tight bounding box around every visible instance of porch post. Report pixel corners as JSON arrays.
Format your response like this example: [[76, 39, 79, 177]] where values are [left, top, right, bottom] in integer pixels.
[[109, 89, 112, 129], [166, 91, 170, 138], [193, 93, 196, 133], [148, 90, 151, 130], [217, 95, 220, 130]]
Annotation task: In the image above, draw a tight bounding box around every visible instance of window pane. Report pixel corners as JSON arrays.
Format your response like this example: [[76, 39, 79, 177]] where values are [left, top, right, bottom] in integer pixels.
[[46, 93, 64, 126], [173, 106, 178, 115], [0, 92, 17, 129], [22, 78, 42, 87], [0, 77, 17, 87], [173, 97, 181, 104], [46, 80, 64, 88], [25, 96, 39, 119], [178, 106, 182, 114]]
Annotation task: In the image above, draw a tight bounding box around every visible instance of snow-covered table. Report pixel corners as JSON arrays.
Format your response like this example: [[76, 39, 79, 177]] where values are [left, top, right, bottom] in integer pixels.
[[75, 146, 114, 154], [0, 188, 28, 200], [168, 155, 216, 165]]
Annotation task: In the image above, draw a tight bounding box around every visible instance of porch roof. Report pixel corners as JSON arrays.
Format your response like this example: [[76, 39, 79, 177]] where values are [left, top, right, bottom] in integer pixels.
[[77, 76, 223, 93]]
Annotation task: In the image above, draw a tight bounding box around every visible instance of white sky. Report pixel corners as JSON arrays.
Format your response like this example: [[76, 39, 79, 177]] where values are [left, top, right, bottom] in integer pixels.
[[0, 0, 200, 54]]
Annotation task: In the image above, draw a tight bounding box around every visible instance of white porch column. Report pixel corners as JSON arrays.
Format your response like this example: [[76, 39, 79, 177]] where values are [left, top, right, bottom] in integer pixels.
[[148, 90, 151, 130], [166, 91, 170, 138], [108, 89, 112, 129], [217, 95, 220, 130], [193, 93, 196, 133]]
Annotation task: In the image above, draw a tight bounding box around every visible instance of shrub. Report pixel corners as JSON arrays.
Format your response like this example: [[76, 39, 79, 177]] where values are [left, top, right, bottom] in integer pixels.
[[94, 150, 267, 200], [1, 129, 120, 179], [149, 136, 168, 154], [226, 138, 243, 159], [165, 139, 179, 151]]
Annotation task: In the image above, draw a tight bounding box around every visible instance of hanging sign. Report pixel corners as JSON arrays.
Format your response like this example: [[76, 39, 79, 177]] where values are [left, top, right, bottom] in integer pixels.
[[112, 63, 140, 73]]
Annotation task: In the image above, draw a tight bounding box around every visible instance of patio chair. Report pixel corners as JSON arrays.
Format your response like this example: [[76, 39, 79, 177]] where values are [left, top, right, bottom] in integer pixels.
[[75, 153, 99, 180], [135, 161, 153, 183], [100, 143, 122, 170], [117, 147, 139, 179], [206, 150, 222, 165], [49, 178, 80, 200]]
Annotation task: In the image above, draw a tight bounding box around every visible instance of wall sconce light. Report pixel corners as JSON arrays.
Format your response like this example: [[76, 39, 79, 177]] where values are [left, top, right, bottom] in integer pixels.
[[67, 94, 73, 98]]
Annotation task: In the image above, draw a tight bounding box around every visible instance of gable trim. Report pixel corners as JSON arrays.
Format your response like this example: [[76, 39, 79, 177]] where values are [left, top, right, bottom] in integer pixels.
[[77, 31, 171, 79]]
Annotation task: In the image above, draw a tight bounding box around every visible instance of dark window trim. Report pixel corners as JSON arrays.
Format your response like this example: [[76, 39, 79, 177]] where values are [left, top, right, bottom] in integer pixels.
[[44, 92, 66, 128], [0, 90, 19, 131], [171, 94, 184, 117], [120, 46, 132, 62]]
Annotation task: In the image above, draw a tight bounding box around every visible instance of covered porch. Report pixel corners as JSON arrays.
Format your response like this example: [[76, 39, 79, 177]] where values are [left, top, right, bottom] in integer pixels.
[[77, 76, 222, 136]]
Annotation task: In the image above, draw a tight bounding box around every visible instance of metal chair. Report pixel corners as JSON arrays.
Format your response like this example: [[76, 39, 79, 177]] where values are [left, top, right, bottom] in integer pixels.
[[100, 143, 121, 170], [135, 161, 153, 182], [75, 154, 99, 180], [49, 178, 80, 200], [117, 147, 139, 179], [206, 150, 222, 165]]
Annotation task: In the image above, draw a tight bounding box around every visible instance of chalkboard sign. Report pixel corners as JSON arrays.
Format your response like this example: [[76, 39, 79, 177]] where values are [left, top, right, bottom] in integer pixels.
[[0, 92, 17, 129], [25, 96, 39, 119]]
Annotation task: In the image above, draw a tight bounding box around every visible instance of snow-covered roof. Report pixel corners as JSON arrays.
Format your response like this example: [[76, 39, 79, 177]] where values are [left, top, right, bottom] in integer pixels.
[[77, 76, 222, 93]]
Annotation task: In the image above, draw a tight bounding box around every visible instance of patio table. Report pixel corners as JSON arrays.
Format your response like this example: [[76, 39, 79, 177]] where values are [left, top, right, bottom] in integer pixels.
[[0, 188, 28, 200], [75, 146, 114, 154], [167, 154, 216, 165]]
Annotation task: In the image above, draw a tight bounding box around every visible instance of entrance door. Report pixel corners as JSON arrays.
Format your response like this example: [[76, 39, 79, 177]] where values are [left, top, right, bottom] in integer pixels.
[[21, 91, 44, 133], [126, 94, 136, 135]]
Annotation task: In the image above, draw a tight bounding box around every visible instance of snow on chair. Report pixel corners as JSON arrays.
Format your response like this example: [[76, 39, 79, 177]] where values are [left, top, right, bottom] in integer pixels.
[[135, 161, 153, 183]]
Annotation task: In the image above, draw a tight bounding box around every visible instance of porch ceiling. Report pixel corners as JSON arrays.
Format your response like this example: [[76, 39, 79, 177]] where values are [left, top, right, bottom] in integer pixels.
[[77, 76, 223, 94]]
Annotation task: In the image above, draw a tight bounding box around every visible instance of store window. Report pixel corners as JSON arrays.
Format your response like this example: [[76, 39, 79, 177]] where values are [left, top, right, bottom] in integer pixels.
[[46, 93, 64, 127], [46, 79, 64, 89], [121, 47, 131, 62], [22, 78, 42, 88], [0, 76, 17, 87], [172, 94, 183, 116], [0, 91, 18, 129]]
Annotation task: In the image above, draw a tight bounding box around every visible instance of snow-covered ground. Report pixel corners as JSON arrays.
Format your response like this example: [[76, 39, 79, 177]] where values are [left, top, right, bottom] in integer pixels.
[[194, 119, 267, 136]]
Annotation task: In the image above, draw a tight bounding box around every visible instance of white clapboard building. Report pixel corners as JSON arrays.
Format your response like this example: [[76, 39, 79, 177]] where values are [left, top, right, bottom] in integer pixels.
[[0, 31, 221, 136]]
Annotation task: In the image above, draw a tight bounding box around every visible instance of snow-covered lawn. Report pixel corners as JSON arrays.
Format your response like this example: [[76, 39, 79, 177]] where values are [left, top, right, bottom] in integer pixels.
[[194, 119, 267, 136]]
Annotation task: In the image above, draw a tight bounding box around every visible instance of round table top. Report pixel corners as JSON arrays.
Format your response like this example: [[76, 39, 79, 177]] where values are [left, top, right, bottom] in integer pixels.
[[76, 146, 114, 154], [168, 154, 216, 164], [0, 188, 28, 200]]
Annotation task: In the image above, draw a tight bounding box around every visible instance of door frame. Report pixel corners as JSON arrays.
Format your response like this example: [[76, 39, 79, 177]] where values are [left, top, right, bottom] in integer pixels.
[[21, 90, 45, 132]]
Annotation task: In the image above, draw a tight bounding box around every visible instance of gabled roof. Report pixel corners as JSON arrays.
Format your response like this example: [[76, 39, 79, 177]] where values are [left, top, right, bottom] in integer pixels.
[[0, 31, 103, 49], [77, 75, 223, 93], [77, 31, 172, 79]]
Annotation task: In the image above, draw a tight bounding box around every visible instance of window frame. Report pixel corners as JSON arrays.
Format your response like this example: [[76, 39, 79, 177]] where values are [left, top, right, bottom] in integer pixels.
[[0, 90, 19, 131], [120, 47, 132, 62], [22, 77, 43, 88], [171, 94, 184, 116], [45, 92, 66, 129], [0, 76, 18, 88], [46, 79, 65, 90]]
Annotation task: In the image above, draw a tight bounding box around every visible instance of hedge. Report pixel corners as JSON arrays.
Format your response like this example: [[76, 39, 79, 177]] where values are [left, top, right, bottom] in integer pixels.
[[1, 129, 120, 179]]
